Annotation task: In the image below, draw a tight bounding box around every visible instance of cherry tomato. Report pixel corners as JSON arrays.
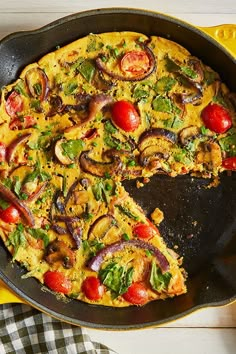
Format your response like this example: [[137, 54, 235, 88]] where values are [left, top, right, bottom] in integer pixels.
[[120, 50, 150, 75], [82, 276, 104, 300], [44, 271, 72, 294], [123, 282, 148, 305], [0, 142, 6, 162], [133, 222, 158, 240], [222, 157, 236, 170], [9, 115, 36, 130], [111, 100, 140, 132], [5, 92, 23, 118], [0, 205, 20, 223], [201, 103, 232, 134]]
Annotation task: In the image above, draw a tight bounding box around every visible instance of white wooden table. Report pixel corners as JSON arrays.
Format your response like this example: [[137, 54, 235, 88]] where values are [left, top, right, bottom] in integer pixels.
[[0, 1, 236, 353]]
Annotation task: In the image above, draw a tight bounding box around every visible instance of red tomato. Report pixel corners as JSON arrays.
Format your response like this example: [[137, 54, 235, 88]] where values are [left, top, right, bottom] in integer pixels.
[[120, 50, 150, 75], [111, 100, 140, 132], [123, 282, 148, 305], [0, 205, 20, 223], [201, 103, 232, 134], [5, 92, 23, 118], [133, 222, 158, 240], [82, 276, 104, 300], [0, 142, 6, 162], [9, 115, 36, 130], [44, 271, 72, 294], [222, 157, 236, 170]]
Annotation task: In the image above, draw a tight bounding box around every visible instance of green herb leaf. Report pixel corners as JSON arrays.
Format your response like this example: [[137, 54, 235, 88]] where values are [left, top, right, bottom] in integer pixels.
[[33, 83, 42, 96], [7, 224, 26, 260], [150, 261, 172, 292], [64, 81, 78, 96], [133, 85, 149, 100], [99, 262, 134, 296], [27, 227, 49, 248], [0, 198, 10, 210], [180, 66, 197, 79], [61, 139, 85, 160], [152, 96, 172, 113], [104, 120, 117, 134], [219, 134, 236, 156], [165, 56, 180, 72], [78, 59, 95, 83], [14, 80, 28, 97], [154, 76, 177, 94], [115, 204, 139, 221]]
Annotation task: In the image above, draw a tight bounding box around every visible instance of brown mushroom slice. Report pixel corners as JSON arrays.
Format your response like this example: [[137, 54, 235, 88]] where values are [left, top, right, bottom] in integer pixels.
[[54, 139, 73, 165], [179, 126, 200, 146], [138, 128, 177, 151], [196, 141, 222, 170], [139, 145, 169, 167], [79, 150, 122, 177], [45, 239, 76, 269], [88, 214, 117, 241]]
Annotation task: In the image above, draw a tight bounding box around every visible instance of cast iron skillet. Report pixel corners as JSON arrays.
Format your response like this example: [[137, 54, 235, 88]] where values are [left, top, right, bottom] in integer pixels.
[[0, 8, 236, 329]]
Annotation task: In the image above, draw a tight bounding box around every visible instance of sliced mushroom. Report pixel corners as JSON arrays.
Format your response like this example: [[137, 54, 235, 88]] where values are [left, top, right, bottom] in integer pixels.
[[92, 70, 116, 91], [138, 128, 177, 151], [54, 139, 73, 165], [179, 126, 200, 146], [196, 141, 222, 170], [79, 150, 122, 177], [45, 239, 76, 269], [139, 145, 169, 167], [88, 214, 117, 241]]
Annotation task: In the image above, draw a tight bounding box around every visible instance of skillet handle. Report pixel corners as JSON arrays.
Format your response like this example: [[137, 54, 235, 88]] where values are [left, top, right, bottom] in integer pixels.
[[0, 279, 25, 304], [199, 24, 236, 58]]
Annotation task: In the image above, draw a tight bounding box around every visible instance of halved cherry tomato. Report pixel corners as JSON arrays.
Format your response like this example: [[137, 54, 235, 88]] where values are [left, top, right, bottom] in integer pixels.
[[9, 115, 36, 130], [123, 282, 148, 305], [111, 100, 140, 132], [133, 222, 158, 240], [5, 92, 23, 118], [0, 142, 6, 162], [82, 276, 104, 300], [44, 271, 72, 294], [120, 50, 150, 75], [222, 157, 236, 170], [201, 103, 232, 134], [0, 205, 20, 223]]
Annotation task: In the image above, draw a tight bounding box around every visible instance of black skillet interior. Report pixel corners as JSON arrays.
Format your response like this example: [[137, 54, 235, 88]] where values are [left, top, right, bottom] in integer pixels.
[[0, 9, 236, 329]]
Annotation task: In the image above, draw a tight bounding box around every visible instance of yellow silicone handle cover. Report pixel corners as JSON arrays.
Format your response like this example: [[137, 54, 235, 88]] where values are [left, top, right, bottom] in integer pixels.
[[0, 24, 235, 305]]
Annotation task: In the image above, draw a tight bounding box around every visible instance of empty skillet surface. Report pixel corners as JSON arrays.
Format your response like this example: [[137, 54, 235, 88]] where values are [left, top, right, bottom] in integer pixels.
[[0, 9, 235, 329]]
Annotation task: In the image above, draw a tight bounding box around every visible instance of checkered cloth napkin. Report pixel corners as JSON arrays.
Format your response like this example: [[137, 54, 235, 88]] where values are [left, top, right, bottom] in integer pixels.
[[0, 304, 118, 354]]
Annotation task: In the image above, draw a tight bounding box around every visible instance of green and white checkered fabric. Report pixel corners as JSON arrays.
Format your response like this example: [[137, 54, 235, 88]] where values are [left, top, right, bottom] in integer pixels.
[[0, 304, 118, 354]]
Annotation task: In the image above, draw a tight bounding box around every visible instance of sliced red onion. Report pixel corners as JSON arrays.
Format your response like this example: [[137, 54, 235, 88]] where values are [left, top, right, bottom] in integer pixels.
[[64, 179, 80, 206], [7, 133, 31, 163], [51, 224, 68, 235], [66, 221, 82, 249], [87, 239, 169, 273]]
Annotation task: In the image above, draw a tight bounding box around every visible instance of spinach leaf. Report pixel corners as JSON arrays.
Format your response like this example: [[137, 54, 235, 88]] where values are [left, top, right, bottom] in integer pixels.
[[24, 160, 51, 183], [14, 80, 28, 97], [104, 120, 117, 134], [180, 66, 197, 79], [219, 133, 236, 156], [150, 261, 172, 292], [115, 204, 139, 221], [92, 180, 115, 204], [152, 96, 172, 113], [83, 239, 104, 257], [64, 81, 78, 96], [154, 76, 177, 94], [99, 262, 134, 296], [0, 198, 10, 210], [61, 139, 85, 160], [78, 59, 95, 83], [27, 227, 49, 248], [7, 224, 26, 260], [165, 56, 180, 72]]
